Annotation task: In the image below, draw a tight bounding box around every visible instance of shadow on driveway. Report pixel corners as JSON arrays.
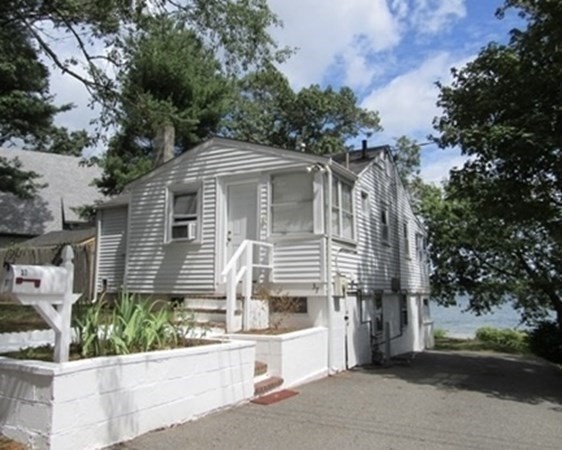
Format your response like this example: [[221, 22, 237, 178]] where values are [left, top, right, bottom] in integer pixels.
[[357, 350, 562, 408]]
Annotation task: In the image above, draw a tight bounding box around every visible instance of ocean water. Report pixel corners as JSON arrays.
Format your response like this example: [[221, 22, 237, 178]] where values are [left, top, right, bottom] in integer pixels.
[[430, 298, 525, 338]]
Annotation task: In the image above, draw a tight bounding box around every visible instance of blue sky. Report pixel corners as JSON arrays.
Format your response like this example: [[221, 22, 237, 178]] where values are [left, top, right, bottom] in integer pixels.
[[50, 0, 522, 183]]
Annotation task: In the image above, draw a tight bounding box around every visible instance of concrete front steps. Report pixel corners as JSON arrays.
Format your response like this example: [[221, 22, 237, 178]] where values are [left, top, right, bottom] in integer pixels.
[[253, 360, 283, 397], [179, 294, 241, 334]]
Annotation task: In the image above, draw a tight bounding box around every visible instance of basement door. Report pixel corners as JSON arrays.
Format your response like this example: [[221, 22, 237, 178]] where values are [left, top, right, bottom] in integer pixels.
[[226, 181, 258, 263]]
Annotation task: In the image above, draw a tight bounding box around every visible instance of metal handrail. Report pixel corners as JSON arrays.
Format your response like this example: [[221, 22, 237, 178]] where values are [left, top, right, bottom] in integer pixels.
[[221, 240, 273, 332]]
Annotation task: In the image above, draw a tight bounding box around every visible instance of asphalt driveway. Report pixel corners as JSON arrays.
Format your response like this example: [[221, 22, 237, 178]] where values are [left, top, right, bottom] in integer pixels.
[[113, 351, 562, 450]]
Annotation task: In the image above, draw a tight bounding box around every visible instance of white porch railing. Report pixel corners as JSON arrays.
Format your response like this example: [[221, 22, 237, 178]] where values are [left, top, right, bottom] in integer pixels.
[[220, 240, 274, 332]]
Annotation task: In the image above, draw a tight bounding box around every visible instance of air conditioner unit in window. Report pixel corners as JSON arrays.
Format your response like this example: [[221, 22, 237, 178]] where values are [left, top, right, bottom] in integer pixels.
[[186, 222, 197, 240]]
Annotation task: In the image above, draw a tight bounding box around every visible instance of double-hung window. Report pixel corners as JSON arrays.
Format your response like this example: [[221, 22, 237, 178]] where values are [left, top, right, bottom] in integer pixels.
[[169, 188, 199, 242], [332, 178, 354, 240], [271, 172, 314, 234]]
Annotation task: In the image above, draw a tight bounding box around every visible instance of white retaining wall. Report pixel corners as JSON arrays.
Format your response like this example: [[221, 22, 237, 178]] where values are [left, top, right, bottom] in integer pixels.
[[0, 340, 255, 450], [229, 327, 328, 388]]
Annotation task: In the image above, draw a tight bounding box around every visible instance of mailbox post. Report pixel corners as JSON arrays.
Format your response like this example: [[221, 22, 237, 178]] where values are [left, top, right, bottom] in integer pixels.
[[1, 245, 81, 362]]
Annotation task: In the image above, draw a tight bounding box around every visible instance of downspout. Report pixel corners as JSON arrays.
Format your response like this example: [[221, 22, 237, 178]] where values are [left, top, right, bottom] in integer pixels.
[[324, 161, 337, 373]]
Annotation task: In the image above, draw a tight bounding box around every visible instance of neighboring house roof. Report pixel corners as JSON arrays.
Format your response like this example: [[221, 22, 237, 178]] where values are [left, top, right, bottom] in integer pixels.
[[0, 148, 102, 236], [20, 227, 96, 247]]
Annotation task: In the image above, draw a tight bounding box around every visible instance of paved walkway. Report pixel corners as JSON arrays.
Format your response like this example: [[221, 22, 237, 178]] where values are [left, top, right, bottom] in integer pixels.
[[113, 351, 562, 450]]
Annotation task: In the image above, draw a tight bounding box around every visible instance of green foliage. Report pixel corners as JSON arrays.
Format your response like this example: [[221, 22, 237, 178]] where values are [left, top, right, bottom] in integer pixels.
[[74, 293, 196, 358], [430, 0, 562, 329], [224, 66, 381, 154], [434, 327, 529, 354], [95, 16, 233, 195], [433, 328, 448, 339], [474, 327, 529, 353], [528, 321, 562, 364]]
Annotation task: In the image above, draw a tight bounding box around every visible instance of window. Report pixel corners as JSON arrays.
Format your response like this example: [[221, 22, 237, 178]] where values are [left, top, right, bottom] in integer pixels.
[[415, 233, 423, 261], [169, 189, 199, 242], [271, 172, 313, 234], [403, 222, 410, 258], [380, 206, 389, 244], [361, 191, 369, 216], [332, 178, 354, 240], [400, 294, 408, 328]]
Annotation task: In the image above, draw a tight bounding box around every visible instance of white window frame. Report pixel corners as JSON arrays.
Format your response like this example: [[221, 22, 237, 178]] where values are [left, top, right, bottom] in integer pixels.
[[332, 177, 355, 242], [270, 171, 315, 236], [166, 183, 202, 243]]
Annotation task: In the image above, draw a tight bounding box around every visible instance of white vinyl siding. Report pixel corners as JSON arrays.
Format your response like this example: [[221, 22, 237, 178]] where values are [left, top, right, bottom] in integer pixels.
[[97, 206, 128, 293], [330, 156, 429, 295], [123, 145, 319, 294]]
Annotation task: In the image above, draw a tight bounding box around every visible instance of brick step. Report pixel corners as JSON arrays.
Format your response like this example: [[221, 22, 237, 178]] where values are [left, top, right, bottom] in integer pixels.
[[254, 376, 283, 396], [254, 360, 268, 377]]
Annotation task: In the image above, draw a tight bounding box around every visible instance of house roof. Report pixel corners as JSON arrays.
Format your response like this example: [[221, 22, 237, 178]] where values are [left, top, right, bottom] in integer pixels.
[[20, 227, 96, 247], [98, 136, 361, 209], [0, 148, 103, 236]]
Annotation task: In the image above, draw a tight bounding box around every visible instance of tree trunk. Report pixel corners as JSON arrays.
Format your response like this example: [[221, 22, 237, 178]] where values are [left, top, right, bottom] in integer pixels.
[[153, 123, 175, 167]]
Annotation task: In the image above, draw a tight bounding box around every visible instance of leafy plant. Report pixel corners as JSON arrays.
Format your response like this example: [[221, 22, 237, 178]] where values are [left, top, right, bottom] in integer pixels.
[[433, 328, 448, 339], [74, 292, 197, 358], [254, 285, 302, 331], [474, 327, 529, 353]]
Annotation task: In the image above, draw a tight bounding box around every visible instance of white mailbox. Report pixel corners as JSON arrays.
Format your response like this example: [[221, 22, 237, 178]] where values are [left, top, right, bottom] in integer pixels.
[[1, 264, 69, 303], [0, 246, 80, 362]]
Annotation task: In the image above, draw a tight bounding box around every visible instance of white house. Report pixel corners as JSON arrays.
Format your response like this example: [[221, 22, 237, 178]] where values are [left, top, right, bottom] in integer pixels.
[[95, 137, 432, 372]]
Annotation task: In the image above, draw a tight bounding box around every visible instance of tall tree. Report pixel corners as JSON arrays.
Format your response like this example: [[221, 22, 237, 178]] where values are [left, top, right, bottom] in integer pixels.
[[430, 0, 562, 328], [224, 66, 381, 154], [0, 1, 91, 197], [95, 17, 232, 195]]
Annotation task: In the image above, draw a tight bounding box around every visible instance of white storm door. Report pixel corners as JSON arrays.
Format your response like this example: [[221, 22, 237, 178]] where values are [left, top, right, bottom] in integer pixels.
[[226, 181, 258, 262]]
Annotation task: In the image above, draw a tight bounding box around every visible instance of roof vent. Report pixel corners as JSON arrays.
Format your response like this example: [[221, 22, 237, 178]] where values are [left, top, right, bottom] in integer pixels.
[[362, 139, 368, 159]]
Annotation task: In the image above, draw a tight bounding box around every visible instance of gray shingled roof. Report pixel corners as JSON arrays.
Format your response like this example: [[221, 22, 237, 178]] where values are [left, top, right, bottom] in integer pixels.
[[0, 148, 102, 236], [21, 227, 96, 247]]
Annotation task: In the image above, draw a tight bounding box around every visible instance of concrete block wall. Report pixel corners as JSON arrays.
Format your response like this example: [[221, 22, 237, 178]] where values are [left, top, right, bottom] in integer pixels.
[[230, 327, 329, 388], [0, 340, 255, 450]]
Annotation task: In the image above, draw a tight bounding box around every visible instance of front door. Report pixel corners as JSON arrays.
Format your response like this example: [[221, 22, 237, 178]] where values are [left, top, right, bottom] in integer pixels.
[[226, 181, 258, 262]]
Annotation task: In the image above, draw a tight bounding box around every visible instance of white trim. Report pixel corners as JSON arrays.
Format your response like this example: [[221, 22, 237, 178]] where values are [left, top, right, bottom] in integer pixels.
[[165, 182, 202, 244]]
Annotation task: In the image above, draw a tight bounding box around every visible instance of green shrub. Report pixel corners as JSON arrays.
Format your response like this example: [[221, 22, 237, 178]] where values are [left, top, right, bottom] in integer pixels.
[[433, 328, 448, 339], [474, 327, 529, 353], [528, 321, 562, 364]]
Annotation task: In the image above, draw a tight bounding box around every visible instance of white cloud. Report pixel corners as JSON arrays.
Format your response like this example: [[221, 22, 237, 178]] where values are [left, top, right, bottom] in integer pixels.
[[408, 0, 467, 35], [420, 150, 467, 184], [269, 0, 402, 89], [361, 52, 472, 139], [269, 1, 466, 89]]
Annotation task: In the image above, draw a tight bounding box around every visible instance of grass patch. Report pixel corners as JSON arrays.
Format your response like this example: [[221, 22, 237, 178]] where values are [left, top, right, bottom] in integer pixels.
[[435, 327, 530, 354], [0, 305, 49, 333]]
